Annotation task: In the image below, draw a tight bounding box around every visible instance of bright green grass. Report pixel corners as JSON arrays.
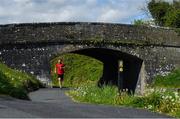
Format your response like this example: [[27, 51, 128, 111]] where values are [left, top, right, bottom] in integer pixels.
[[50, 53, 103, 87], [152, 69, 180, 88], [0, 62, 42, 99], [68, 83, 180, 118], [68, 84, 119, 105]]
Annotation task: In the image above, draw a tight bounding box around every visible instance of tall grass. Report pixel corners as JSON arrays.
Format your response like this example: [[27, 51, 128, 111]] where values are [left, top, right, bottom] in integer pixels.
[[0, 62, 42, 99], [151, 69, 180, 88], [68, 84, 118, 105], [68, 84, 180, 117]]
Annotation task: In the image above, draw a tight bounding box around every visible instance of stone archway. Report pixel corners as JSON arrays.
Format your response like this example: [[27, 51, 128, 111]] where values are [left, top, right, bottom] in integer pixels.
[[70, 48, 144, 94]]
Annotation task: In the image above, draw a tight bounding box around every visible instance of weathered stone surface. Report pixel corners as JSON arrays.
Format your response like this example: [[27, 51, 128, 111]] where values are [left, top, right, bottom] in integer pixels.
[[0, 22, 179, 46], [0, 22, 179, 94]]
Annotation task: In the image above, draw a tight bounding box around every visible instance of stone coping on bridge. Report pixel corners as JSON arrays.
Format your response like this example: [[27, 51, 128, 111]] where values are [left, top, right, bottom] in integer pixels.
[[0, 22, 179, 47]]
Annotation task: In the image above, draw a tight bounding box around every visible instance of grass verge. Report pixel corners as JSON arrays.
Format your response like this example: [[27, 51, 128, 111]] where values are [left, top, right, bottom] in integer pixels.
[[68, 83, 180, 118], [0, 62, 42, 99], [151, 69, 180, 88]]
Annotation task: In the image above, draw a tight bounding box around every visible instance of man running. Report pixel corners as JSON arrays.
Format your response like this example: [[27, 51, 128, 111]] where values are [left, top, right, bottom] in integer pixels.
[[54, 59, 65, 88]]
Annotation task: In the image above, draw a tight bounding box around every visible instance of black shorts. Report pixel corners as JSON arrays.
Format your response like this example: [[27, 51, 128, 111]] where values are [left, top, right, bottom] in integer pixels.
[[58, 74, 64, 81]]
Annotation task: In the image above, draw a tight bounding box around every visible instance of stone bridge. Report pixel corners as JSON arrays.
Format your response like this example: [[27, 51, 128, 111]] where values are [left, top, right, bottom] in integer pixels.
[[0, 22, 179, 94]]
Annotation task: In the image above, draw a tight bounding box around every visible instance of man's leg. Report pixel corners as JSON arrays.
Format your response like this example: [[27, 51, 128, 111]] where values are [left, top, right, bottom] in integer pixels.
[[58, 77, 62, 88], [60, 75, 64, 89], [60, 80, 63, 88]]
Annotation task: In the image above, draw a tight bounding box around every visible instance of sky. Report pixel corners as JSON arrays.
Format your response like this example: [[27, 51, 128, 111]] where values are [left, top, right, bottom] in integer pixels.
[[0, 0, 160, 25]]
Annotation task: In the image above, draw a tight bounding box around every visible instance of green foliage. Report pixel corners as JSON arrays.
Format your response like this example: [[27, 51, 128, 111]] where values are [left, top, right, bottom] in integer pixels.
[[147, 0, 180, 28], [132, 91, 162, 110], [68, 84, 119, 105], [50, 53, 103, 87], [165, 9, 180, 28], [152, 69, 180, 88], [148, 0, 172, 26], [133, 89, 180, 116], [133, 19, 146, 26], [173, 0, 180, 9], [175, 28, 180, 36], [0, 62, 42, 99], [0, 70, 14, 94]]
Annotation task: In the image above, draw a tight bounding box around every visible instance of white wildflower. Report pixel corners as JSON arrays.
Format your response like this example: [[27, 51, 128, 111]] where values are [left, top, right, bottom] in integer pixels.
[[148, 105, 153, 109], [22, 63, 26, 67]]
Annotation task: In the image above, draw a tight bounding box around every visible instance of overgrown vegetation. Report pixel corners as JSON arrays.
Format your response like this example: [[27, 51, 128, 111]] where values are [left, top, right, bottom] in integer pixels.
[[0, 62, 42, 99], [68, 81, 180, 117], [134, 0, 180, 28], [147, 0, 180, 28], [133, 19, 154, 26], [151, 69, 180, 88], [50, 53, 103, 87]]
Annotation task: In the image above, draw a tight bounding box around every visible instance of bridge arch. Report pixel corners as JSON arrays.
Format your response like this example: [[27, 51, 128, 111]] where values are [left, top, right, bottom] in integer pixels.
[[58, 48, 144, 94]]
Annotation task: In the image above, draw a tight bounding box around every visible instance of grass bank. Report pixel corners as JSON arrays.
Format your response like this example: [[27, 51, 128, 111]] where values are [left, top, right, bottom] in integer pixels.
[[151, 69, 180, 88], [0, 62, 42, 99]]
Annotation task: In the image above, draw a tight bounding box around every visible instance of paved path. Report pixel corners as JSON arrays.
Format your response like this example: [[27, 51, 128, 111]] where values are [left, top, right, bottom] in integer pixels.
[[0, 88, 172, 118]]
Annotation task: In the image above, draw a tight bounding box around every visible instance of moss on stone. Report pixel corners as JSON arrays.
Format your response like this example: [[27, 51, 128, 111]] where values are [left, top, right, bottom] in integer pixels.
[[174, 28, 180, 36]]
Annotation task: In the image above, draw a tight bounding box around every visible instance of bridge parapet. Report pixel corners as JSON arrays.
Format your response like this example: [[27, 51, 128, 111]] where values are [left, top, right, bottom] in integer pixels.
[[0, 22, 179, 47]]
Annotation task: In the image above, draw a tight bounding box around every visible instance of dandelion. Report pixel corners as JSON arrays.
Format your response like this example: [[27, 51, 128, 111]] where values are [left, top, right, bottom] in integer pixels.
[[162, 88, 166, 92], [148, 105, 153, 109], [174, 92, 179, 98]]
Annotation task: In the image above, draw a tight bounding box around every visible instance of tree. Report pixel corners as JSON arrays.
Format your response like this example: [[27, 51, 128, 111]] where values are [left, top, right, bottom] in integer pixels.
[[146, 0, 180, 28], [147, 0, 172, 26], [165, 9, 180, 28], [173, 0, 180, 9]]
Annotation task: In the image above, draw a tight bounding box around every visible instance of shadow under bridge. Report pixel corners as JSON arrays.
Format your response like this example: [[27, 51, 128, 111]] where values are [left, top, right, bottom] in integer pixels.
[[71, 48, 143, 94]]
